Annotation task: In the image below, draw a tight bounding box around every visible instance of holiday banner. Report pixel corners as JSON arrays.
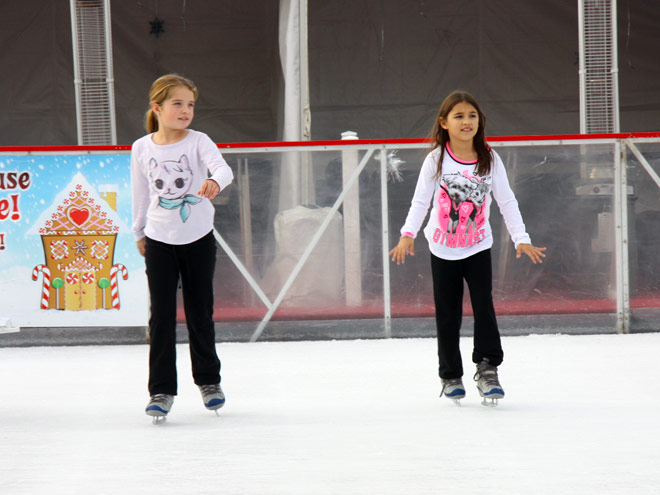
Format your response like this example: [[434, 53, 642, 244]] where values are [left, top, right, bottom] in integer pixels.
[[0, 153, 148, 328]]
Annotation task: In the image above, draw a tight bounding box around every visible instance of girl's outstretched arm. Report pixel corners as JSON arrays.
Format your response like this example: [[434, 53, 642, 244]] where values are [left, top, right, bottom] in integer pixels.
[[516, 243, 546, 264], [389, 236, 415, 265], [198, 178, 220, 199]]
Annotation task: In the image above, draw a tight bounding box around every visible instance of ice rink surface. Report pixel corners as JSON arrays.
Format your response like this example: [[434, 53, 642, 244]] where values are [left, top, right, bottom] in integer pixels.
[[1, 332, 659, 495]]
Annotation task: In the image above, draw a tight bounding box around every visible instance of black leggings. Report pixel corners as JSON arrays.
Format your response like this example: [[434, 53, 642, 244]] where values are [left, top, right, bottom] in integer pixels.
[[431, 249, 503, 379], [145, 231, 220, 395]]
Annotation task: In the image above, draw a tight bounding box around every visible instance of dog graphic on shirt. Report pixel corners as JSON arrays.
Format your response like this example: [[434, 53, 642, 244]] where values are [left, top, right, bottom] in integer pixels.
[[438, 172, 489, 235]]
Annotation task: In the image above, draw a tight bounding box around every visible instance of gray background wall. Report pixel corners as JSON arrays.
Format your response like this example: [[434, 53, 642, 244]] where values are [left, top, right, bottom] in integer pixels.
[[0, 0, 658, 147]]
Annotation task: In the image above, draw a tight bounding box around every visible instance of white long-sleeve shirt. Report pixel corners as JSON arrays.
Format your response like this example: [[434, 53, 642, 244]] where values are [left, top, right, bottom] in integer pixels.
[[400, 145, 530, 260], [131, 129, 234, 245]]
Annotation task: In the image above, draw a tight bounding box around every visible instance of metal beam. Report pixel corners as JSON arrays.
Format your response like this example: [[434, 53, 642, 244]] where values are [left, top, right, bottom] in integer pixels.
[[249, 149, 375, 342]]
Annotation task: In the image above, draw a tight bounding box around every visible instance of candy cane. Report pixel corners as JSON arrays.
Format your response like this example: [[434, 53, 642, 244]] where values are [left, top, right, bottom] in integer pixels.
[[110, 264, 128, 309], [31, 264, 51, 309]]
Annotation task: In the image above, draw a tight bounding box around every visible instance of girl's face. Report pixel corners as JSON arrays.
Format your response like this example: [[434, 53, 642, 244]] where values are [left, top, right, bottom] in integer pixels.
[[152, 86, 195, 132], [440, 101, 479, 144]]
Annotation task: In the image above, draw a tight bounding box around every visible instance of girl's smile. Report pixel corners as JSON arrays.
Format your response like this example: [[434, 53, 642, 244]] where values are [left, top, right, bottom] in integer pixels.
[[441, 101, 479, 142]]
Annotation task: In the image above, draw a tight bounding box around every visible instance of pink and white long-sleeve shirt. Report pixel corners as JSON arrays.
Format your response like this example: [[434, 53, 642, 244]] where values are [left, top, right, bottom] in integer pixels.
[[400, 144, 530, 260], [131, 129, 234, 245]]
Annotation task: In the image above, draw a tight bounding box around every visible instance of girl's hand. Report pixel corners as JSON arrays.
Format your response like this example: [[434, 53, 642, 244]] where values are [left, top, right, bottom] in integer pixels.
[[136, 238, 146, 257], [516, 243, 546, 264], [389, 236, 415, 265], [198, 179, 220, 199]]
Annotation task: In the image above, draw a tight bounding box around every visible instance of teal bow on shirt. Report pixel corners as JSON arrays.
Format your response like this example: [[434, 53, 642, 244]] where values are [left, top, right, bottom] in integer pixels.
[[159, 194, 202, 222]]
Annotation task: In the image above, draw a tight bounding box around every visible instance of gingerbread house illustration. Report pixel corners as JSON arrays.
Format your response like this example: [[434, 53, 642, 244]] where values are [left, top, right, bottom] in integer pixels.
[[27, 172, 129, 311]]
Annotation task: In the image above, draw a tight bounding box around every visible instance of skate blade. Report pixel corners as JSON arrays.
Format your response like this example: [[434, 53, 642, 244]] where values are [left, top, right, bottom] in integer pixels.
[[481, 398, 499, 407], [441, 393, 465, 406], [151, 415, 167, 425]]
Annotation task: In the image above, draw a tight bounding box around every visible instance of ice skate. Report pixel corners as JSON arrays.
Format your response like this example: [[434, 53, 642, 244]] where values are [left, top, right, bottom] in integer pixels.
[[145, 394, 174, 424], [199, 384, 225, 415], [440, 378, 466, 406], [474, 359, 504, 407]]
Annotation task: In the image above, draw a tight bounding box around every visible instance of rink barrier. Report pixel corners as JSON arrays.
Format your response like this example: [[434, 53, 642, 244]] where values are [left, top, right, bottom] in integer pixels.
[[3, 132, 660, 340], [212, 133, 660, 338]]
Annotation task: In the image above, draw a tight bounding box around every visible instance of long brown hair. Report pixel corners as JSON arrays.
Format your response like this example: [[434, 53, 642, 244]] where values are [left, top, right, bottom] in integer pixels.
[[429, 91, 492, 177], [145, 74, 198, 133]]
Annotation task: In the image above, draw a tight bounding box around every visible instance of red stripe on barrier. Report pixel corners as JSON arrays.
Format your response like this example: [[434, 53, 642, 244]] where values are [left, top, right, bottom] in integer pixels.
[[2, 132, 659, 153], [177, 297, 660, 323]]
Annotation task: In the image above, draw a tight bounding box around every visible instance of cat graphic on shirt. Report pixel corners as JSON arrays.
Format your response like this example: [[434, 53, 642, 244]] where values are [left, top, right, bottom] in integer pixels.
[[148, 155, 201, 222]]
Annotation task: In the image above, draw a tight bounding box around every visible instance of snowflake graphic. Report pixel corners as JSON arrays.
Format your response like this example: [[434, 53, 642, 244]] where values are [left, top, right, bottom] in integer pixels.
[[73, 240, 88, 256], [150, 16, 165, 38]]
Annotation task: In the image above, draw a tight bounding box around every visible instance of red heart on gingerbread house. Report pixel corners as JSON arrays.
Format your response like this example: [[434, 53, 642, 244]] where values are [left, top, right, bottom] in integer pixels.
[[67, 206, 91, 227]]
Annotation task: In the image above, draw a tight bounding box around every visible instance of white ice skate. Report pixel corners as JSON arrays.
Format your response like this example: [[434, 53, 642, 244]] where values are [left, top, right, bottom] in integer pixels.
[[440, 378, 466, 406], [199, 384, 225, 416], [474, 359, 504, 407], [145, 394, 174, 424]]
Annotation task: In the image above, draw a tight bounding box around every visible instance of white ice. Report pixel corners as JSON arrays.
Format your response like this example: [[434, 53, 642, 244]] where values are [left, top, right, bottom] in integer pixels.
[[1, 333, 659, 494]]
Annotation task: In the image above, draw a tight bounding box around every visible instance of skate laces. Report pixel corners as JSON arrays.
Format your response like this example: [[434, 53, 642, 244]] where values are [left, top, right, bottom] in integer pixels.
[[149, 394, 173, 406], [199, 384, 221, 396], [474, 360, 500, 387], [146, 394, 174, 415]]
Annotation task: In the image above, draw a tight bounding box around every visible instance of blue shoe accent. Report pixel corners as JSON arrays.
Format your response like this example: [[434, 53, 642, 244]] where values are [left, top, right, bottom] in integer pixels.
[[445, 388, 466, 398], [204, 397, 226, 408], [146, 404, 169, 414], [482, 387, 505, 397]]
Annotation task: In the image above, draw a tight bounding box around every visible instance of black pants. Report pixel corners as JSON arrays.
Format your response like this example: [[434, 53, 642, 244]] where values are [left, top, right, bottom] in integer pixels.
[[145, 231, 220, 395], [431, 249, 503, 380]]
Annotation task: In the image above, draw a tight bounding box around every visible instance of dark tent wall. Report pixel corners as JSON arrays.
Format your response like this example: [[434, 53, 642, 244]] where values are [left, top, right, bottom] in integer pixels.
[[308, 0, 582, 139], [616, 0, 660, 132], [308, 0, 660, 139], [0, 1, 76, 145], [110, 1, 281, 145], [0, 1, 657, 147], [0, 0, 281, 146]]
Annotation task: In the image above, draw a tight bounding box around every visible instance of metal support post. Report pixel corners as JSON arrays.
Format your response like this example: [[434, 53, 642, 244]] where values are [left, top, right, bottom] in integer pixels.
[[613, 140, 630, 333], [380, 149, 392, 338], [341, 131, 362, 306], [103, 0, 117, 145]]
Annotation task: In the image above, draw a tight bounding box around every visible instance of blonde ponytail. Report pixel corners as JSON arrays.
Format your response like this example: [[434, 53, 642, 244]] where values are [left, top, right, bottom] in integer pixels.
[[145, 108, 159, 133]]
